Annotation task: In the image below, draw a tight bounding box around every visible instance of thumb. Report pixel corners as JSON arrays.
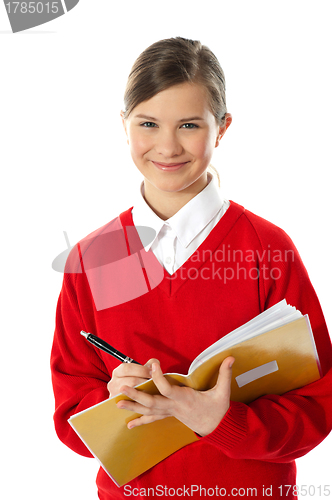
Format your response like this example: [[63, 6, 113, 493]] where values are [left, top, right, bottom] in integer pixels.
[[144, 358, 160, 377], [145, 358, 161, 367], [214, 356, 235, 396]]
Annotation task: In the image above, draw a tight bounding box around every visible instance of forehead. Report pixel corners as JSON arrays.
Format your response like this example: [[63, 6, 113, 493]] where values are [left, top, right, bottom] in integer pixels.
[[132, 83, 213, 120]]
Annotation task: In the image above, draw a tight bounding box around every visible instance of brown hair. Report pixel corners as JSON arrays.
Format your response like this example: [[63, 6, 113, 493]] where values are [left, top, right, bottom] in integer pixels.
[[122, 37, 227, 125], [122, 37, 228, 186]]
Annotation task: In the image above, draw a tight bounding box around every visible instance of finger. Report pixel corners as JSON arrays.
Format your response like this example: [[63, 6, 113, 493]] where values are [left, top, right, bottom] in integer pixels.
[[144, 358, 160, 368], [112, 362, 152, 379], [151, 362, 173, 398], [215, 356, 235, 395], [119, 384, 166, 410], [116, 398, 168, 416], [107, 376, 150, 394], [127, 414, 170, 429]]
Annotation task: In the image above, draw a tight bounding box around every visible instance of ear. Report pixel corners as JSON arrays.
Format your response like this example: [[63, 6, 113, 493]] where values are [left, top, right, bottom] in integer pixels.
[[120, 110, 129, 145], [215, 113, 232, 148]]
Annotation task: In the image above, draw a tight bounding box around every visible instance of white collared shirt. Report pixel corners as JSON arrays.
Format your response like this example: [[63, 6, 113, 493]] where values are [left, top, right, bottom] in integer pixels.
[[131, 173, 230, 275]]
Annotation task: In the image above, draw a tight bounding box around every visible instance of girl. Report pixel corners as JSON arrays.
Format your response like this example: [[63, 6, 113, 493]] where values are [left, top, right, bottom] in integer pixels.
[[51, 37, 332, 499]]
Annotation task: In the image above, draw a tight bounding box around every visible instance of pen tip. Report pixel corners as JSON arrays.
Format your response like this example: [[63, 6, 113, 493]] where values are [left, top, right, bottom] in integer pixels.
[[80, 330, 89, 338]]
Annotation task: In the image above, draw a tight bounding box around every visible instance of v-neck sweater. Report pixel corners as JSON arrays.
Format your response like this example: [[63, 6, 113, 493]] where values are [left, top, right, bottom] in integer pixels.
[[51, 201, 332, 500]]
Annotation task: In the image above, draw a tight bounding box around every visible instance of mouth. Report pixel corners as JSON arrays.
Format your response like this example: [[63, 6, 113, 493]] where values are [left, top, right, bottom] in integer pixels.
[[151, 161, 189, 171]]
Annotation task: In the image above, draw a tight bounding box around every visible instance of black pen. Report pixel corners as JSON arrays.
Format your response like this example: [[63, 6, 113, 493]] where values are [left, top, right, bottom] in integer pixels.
[[80, 331, 141, 364]]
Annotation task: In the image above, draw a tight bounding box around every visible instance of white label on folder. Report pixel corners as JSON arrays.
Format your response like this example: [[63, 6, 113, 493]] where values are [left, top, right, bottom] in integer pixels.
[[236, 360, 279, 388]]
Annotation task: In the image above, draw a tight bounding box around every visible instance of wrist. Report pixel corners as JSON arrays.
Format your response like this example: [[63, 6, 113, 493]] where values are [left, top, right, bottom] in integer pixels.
[[201, 401, 247, 448]]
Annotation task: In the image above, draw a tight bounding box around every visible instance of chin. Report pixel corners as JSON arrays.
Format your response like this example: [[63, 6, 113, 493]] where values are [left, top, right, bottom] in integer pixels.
[[155, 179, 200, 194]]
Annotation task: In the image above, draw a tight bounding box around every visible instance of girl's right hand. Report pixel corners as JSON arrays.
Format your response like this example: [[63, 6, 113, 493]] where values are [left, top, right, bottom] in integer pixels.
[[107, 358, 159, 398]]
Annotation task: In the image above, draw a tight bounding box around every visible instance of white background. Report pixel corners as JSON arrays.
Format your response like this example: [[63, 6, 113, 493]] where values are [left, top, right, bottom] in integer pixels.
[[1, 1, 331, 498]]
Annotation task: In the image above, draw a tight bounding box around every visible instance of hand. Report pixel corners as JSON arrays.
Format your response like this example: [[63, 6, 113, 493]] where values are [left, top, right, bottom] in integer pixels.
[[116, 356, 235, 437], [107, 358, 158, 398]]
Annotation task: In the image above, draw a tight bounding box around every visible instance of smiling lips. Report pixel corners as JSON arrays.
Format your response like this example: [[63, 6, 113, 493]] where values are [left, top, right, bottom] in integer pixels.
[[151, 161, 189, 171]]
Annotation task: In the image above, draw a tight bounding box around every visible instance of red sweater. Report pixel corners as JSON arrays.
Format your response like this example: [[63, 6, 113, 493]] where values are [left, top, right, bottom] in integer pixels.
[[51, 201, 332, 499]]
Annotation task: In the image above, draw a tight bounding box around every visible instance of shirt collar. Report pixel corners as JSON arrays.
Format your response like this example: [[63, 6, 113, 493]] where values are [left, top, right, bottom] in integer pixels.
[[131, 173, 225, 250]]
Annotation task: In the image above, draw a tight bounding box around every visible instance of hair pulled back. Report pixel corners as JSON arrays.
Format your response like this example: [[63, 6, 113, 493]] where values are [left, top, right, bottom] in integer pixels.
[[123, 37, 227, 125]]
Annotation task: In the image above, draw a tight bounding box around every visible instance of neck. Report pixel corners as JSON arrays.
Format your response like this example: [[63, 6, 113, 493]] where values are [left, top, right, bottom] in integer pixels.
[[143, 173, 209, 220]]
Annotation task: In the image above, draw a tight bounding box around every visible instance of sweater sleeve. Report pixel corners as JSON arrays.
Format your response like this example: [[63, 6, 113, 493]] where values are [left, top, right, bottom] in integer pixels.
[[203, 217, 332, 462], [51, 249, 111, 457]]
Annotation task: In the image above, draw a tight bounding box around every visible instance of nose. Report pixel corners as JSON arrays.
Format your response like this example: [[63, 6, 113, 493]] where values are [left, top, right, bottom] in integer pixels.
[[154, 129, 184, 158]]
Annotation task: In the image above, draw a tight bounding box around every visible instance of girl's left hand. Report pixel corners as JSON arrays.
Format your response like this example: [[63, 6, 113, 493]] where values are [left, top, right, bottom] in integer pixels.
[[116, 356, 234, 437]]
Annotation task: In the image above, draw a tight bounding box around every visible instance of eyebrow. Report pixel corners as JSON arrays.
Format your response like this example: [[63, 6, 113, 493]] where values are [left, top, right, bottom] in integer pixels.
[[133, 114, 205, 122]]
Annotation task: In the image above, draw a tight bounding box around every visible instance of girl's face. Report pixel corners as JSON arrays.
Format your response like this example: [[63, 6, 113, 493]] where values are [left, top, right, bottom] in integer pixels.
[[122, 82, 231, 197]]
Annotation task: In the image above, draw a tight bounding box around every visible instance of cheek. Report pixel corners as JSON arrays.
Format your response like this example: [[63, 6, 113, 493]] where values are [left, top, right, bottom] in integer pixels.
[[129, 132, 152, 158], [187, 134, 215, 161]]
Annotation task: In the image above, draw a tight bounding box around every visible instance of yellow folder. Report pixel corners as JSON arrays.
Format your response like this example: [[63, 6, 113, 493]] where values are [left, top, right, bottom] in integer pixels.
[[69, 307, 321, 487]]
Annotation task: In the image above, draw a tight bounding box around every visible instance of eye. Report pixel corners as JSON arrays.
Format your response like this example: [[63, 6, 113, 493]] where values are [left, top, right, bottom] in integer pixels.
[[140, 122, 157, 128], [181, 123, 199, 129]]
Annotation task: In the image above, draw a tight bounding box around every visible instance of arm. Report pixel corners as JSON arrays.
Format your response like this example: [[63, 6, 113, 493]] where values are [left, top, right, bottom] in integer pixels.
[[203, 368, 332, 462], [51, 270, 111, 457], [118, 223, 332, 462], [51, 249, 156, 456], [202, 222, 332, 462]]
